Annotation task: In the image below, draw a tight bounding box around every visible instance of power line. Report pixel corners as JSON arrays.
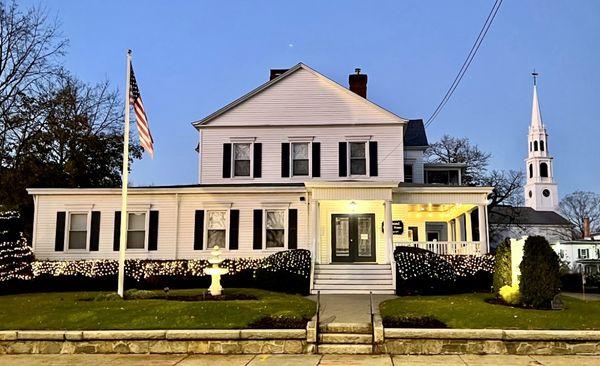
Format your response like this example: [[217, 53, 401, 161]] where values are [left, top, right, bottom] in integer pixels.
[[425, 0, 503, 128]]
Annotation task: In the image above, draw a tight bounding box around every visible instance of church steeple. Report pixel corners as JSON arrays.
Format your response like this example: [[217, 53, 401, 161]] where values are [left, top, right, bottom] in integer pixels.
[[524, 71, 559, 212]]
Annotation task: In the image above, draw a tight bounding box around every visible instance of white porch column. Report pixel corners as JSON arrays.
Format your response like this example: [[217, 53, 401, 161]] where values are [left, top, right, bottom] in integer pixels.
[[310, 200, 320, 262], [465, 210, 473, 242], [384, 200, 393, 263], [478, 205, 489, 254], [454, 217, 462, 241]]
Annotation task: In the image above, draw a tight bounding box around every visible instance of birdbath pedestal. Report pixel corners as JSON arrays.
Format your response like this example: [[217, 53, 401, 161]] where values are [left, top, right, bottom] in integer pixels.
[[204, 245, 229, 296]]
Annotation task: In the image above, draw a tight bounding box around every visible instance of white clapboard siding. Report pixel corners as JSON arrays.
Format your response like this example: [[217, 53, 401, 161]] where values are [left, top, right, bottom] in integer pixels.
[[32, 190, 308, 261], [200, 124, 404, 184], [198, 67, 405, 127]]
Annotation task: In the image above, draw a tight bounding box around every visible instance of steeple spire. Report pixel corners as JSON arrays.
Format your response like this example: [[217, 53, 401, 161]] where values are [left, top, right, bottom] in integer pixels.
[[531, 71, 543, 128]]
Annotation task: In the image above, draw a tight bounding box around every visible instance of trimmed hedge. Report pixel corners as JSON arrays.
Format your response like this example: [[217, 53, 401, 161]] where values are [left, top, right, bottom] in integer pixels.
[[0, 249, 311, 295], [493, 238, 512, 294], [394, 246, 494, 295], [519, 236, 560, 308]]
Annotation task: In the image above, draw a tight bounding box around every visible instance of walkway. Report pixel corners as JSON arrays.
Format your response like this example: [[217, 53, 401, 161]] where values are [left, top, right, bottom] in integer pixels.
[[1, 354, 600, 365], [306, 294, 396, 323], [563, 292, 600, 301]]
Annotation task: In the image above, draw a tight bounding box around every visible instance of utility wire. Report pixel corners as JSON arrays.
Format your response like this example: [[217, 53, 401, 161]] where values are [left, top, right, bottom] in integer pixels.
[[425, 0, 503, 127]]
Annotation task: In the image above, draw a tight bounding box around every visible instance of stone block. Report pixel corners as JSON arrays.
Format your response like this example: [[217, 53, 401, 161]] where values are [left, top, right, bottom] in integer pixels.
[[283, 340, 304, 354], [82, 330, 165, 340], [373, 314, 384, 344], [504, 330, 600, 341], [64, 331, 83, 341], [17, 331, 64, 341], [384, 328, 504, 340], [187, 341, 210, 354], [240, 329, 305, 340], [148, 340, 188, 353], [306, 321, 317, 343], [32, 341, 62, 354], [166, 329, 240, 340], [0, 331, 17, 341]]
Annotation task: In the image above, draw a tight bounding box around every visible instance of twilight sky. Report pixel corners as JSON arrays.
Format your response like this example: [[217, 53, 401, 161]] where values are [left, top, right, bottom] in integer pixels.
[[26, 0, 600, 195]]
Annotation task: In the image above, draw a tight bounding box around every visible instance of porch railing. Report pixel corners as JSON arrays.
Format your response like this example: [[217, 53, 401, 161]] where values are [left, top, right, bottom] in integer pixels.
[[394, 241, 482, 256]]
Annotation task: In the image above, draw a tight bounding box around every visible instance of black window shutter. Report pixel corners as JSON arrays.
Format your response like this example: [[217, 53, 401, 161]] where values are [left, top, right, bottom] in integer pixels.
[[253, 143, 262, 178], [193, 210, 205, 250], [288, 209, 298, 249], [281, 143, 290, 177], [369, 141, 378, 176], [113, 211, 121, 251], [90, 211, 101, 251], [338, 142, 347, 177], [222, 143, 232, 178], [54, 211, 66, 251], [229, 210, 240, 250], [148, 211, 159, 251], [312, 142, 321, 177], [253, 209, 263, 250]]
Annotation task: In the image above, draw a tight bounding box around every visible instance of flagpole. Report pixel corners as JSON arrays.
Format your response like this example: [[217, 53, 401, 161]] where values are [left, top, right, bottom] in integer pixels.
[[117, 50, 132, 298]]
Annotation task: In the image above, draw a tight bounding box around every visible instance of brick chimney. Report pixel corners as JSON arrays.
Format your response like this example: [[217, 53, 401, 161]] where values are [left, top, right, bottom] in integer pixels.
[[583, 217, 591, 239], [349, 68, 367, 98], [270, 69, 288, 80]]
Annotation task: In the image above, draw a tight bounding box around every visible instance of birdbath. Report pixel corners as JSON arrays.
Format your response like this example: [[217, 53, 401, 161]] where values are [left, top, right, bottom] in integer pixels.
[[204, 245, 229, 296]]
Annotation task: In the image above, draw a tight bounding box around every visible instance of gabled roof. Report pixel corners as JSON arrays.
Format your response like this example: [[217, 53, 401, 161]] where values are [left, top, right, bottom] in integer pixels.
[[192, 63, 409, 128], [403, 119, 429, 147], [488, 205, 572, 226]]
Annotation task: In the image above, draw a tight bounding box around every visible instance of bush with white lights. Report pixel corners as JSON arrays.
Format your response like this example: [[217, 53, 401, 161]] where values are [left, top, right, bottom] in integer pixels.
[[0, 211, 34, 283]]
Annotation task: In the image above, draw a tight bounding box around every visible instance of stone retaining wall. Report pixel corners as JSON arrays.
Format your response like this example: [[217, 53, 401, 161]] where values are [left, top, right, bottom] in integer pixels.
[[380, 329, 600, 355], [0, 330, 312, 354]]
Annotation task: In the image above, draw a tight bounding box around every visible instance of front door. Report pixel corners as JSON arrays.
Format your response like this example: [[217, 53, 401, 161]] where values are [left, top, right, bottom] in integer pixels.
[[331, 214, 376, 262]]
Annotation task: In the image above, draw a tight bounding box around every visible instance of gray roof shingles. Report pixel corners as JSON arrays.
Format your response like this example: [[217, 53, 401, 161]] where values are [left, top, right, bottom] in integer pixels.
[[488, 205, 572, 226]]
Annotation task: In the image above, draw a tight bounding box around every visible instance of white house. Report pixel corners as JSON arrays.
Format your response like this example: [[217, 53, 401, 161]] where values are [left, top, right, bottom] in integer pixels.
[[27, 63, 492, 294]]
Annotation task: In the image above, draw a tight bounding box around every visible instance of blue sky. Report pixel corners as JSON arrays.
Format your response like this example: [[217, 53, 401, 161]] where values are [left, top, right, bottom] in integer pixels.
[[27, 0, 600, 195]]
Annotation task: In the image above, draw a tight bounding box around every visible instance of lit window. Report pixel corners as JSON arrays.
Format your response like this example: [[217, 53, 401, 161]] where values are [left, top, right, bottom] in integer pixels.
[[266, 209, 285, 248], [292, 142, 309, 176], [233, 143, 251, 177], [127, 213, 146, 249], [68, 213, 88, 250], [207, 210, 227, 248], [349, 142, 366, 175]]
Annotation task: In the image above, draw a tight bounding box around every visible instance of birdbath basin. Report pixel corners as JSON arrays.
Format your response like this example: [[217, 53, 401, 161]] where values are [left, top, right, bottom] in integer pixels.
[[204, 245, 229, 296]]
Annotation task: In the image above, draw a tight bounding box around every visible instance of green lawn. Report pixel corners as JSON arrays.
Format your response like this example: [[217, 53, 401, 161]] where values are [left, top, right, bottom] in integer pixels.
[[0, 288, 315, 330], [380, 293, 600, 330]]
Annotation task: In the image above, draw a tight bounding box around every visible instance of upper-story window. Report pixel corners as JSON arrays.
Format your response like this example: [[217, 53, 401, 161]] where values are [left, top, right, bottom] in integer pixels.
[[292, 142, 309, 176], [233, 143, 251, 177], [534, 141, 538, 151], [68, 213, 88, 250], [540, 140, 545, 151], [404, 164, 413, 183], [207, 210, 227, 247], [349, 142, 367, 175], [127, 212, 146, 249], [578, 248, 589, 259]]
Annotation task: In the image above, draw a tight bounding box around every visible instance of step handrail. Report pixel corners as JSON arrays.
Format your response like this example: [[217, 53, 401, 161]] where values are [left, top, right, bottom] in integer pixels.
[[316, 290, 320, 353]]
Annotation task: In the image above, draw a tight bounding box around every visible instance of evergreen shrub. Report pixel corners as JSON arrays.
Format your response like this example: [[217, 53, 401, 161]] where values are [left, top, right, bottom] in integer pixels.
[[519, 236, 560, 308], [493, 238, 512, 294]]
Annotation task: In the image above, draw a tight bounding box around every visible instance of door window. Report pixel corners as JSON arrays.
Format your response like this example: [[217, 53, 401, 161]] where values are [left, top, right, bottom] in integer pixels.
[[357, 216, 372, 257]]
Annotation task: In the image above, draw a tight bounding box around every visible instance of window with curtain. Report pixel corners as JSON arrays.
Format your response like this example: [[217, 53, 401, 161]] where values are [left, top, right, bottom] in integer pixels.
[[207, 210, 227, 248], [349, 142, 366, 175], [265, 209, 285, 248], [127, 213, 146, 249], [292, 142, 309, 176], [233, 143, 251, 177], [68, 213, 88, 250]]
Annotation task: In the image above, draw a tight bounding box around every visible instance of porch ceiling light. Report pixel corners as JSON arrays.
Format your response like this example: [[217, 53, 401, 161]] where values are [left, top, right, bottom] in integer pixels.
[[350, 201, 357, 213]]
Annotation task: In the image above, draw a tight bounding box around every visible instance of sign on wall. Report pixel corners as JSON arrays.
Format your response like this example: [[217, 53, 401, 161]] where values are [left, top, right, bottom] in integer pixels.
[[392, 220, 404, 235]]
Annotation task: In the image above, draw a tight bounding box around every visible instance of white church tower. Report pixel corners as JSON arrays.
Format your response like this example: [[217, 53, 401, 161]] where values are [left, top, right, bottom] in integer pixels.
[[524, 72, 559, 211]]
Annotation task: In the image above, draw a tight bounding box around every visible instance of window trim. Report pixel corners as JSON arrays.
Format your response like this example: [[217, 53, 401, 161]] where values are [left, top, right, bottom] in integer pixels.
[[231, 142, 253, 178], [290, 141, 312, 178], [263, 208, 288, 250], [126, 211, 150, 251], [65, 211, 91, 252], [347, 141, 369, 177], [204, 209, 230, 250], [578, 248, 590, 259]]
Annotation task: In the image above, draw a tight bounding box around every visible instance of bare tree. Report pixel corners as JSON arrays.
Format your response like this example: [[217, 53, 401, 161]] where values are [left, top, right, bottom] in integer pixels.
[[425, 134, 491, 184], [560, 191, 600, 239], [0, 1, 67, 170]]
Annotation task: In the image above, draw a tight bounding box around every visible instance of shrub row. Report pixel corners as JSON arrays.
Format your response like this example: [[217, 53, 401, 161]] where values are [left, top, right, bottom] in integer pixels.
[[394, 246, 494, 295], [1, 249, 311, 295]]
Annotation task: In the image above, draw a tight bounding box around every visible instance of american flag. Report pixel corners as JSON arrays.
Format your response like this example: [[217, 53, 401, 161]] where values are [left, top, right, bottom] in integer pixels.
[[129, 62, 154, 157]]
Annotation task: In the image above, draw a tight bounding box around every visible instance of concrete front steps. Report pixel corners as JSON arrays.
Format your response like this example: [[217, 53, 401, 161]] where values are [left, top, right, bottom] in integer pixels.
[[318, 322, 373, 354], [312, 264, 394, 294]]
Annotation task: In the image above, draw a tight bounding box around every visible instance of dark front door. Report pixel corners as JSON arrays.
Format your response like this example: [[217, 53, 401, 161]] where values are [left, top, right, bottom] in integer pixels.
[[331, 214, 376, 262]]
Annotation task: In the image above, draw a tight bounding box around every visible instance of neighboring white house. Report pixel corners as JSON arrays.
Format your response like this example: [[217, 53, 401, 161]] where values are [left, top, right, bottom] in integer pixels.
[[553, 240, 600, 273], [28, 63, 493, 294], [488, 75, 572, 248]]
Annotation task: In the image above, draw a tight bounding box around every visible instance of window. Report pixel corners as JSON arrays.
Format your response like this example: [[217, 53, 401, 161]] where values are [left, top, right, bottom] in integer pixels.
[[233, 143, 251, 177], [540, 140, 545, 151], [529, 164, 533, 178], [127, 213, 146, 249], [349, 142, 366, 175], [408, 226, 419, 241], [207, 210, 227, 248], [265, 209, 285, 248], [404, 164, 413, 183], [68, 213, 88, 250], [540, 162, 549, 177], [291, 142, 309, 176], [578, 249, 589, 259], [534, 141, 538, 151], [425, 170, 459, 185]]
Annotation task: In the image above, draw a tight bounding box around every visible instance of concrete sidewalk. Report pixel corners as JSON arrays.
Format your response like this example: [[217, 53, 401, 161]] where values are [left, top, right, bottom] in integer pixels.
[[1, 354, 600, 365], [306, 294, 396, 323]]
